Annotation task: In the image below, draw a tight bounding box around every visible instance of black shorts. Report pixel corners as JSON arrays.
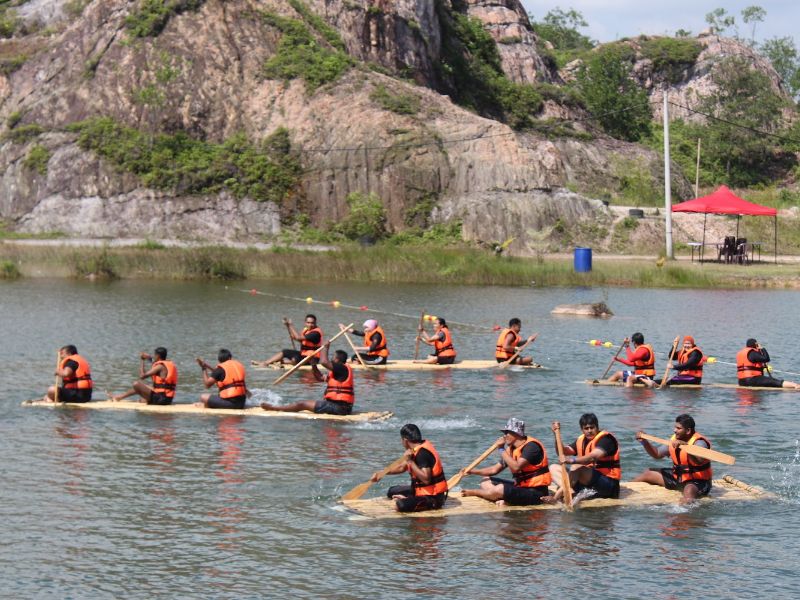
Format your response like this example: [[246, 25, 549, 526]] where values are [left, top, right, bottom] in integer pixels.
[[314, 400, 353, 415], [490, 477, 549, 506], [59, 388, 91, 403], [207, 395, 246, 409], [739, 375, 784, 388], [666, 375, 702, 386], [147, 392, 173, 406], [658, 468, 712, 496], [386, 485, 447, 512], [496, 356, 521, 364], [433, 355, 455, 365], [573, 469, 620, 499]]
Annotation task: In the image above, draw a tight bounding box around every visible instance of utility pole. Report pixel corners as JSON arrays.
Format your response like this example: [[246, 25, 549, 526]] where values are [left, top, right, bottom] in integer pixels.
[[663, 91, 673, 259]]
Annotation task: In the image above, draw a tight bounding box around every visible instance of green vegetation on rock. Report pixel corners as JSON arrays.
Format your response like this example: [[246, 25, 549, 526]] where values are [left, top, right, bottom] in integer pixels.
[[435, 0, 542, 129], [335, 192, 387, 241], [261, 10, 352, 92], [370, 84, 420, 115], [69, 117, 302, 203], [576, 45, 652, 141], [24, 145, 51, 175], [640, 37, 702, 83], [125, 0, 205, 38], [3, 124, 44, 144]]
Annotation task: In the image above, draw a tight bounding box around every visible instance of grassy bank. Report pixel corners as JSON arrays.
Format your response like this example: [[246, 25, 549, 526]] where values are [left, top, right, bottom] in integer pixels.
[[2, 242, 799, 288]]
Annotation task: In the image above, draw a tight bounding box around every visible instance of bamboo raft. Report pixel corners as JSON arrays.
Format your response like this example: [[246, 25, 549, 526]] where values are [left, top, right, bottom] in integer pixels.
[[341, 476, 770, 519], [584, 379, 799, 391], [254, 359, 544, 372], [22, 399, 393, 422]]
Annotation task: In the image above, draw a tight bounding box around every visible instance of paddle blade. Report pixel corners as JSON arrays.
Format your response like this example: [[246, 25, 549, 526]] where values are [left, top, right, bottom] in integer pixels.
[[341, 480, 374, 501]]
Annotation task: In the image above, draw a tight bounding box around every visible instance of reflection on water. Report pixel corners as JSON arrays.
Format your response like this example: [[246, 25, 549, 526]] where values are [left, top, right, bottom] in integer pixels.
[[54, 410, 90, 497]]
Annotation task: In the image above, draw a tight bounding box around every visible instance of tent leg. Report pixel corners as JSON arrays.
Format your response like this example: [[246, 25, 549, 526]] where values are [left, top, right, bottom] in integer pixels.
[[774, 215, 778, 264], [701, 213, 707, 263]]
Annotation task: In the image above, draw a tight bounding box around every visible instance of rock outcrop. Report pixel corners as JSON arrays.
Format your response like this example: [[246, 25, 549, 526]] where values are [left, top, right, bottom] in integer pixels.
[[0, 0, 774, 252]]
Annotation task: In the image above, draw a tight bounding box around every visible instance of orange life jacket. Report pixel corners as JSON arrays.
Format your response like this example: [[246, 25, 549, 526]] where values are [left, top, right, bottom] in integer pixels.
[[495, 328, 521, 360], [633, 343, 656, 376], [324, 363, 355, 404], [434, 326, 456, 358], [576, 431, 621, 480], [736, 347, 764, 379], [409, 440, 448, 496], [300, 326, 323, 357], [677, 346, 704, 379], [364, 326, 389, 358], [152, 360, 178, 398], [511, 437, 551, 488], [217, 360, 247, 399], [669, 432, 713, 482], [61, 354, 93, 390]]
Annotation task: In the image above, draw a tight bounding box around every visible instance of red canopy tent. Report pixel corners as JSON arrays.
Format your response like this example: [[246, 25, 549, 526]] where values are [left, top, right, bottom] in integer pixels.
[[672, 185, 777, 263]]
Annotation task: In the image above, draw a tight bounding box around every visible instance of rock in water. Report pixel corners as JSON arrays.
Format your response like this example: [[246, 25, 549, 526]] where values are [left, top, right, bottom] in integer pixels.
[[551, 302, 613, 317]]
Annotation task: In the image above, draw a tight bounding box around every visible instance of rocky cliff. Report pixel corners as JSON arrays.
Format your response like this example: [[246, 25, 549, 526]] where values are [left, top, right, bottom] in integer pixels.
[[0, 0, 765, 255]]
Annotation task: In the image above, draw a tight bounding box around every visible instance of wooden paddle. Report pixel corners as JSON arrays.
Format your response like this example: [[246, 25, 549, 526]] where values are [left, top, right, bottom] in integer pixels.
[[285, 319, 297, 350], [340, 325, 369, 369], [552, 421, 573, 509], [598, 338, 627, 381], [446, 441, 502, 489], [53, 351, 61, 403], [341, 454, 407, 501], [496, 333, 537, 369], [413, 311, 424, 360], [273, 323, 354, 385], [638, 433, 736, 465], [659, 336, 681, 389]]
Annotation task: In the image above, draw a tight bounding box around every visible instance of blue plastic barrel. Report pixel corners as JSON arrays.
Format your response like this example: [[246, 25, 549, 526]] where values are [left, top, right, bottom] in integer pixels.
[[574, 247, 592, 272]]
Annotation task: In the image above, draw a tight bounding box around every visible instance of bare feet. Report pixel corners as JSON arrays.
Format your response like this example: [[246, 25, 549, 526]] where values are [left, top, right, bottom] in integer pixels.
[[194, 401, 205, 408], [261, 402, 275, 411], [540, 495, 558, 505]]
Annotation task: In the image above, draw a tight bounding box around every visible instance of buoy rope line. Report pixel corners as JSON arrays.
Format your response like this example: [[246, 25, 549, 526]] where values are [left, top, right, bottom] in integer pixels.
[[225, 286, 495, 331]]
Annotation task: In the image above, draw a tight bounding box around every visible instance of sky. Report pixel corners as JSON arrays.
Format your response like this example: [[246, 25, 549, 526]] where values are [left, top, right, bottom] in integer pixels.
[[519, 1, 798, 45]]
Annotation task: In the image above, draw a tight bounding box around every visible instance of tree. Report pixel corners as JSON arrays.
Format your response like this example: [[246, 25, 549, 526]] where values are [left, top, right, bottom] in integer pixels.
[[705, 8, 735, 35], [531, 7, 593, 53], [576, 46, 651, 142], [761, 36, 800, 100], [699, 56, 787, 184], [675, 29, 692, 38], [741, 5, 766, 45]]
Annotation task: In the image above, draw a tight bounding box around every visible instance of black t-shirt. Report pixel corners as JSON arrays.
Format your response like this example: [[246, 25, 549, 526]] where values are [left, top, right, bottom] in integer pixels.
[[64, 358, 79, 373], [368, 331, 384, 352], [571, 434, 618, 457], [210, 366, 225, 382], [414, 447, 436, 469], [303, 330, 322, 346], [329, 361, 350, 382]]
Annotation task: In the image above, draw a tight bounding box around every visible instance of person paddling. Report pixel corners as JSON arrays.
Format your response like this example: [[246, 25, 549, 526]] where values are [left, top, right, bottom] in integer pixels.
[[45, 345, 93, 403], [371, 424, 448, 513], [608, 332, 656, 388], [460, 418, 551, 506], [108, 347, 178, 405], [495, 317, 537, 365], [658, 336, 705, 386], [736, 338, 800, 389], [343, 319, 390, 365], [253, 315, 323, 368], [261, 342, 355, 415], [196, 349, 249, 409], [416, 317, 457, 365], [543, 413, 621, 505], [633, 414, 712, 504]]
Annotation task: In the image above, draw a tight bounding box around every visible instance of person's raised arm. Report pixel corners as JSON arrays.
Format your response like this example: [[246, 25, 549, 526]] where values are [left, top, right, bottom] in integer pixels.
[[635, 431, 668, 459]]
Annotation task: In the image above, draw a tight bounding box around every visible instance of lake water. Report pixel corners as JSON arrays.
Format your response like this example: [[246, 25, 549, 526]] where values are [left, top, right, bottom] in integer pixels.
[[2, 279, 800, 598]]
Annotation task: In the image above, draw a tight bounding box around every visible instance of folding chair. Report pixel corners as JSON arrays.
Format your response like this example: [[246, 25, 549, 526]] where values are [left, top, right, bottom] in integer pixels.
[[734, 238, 749, 265], [718, 236, 736, 263]]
